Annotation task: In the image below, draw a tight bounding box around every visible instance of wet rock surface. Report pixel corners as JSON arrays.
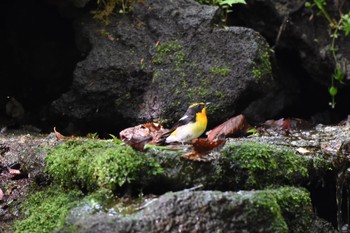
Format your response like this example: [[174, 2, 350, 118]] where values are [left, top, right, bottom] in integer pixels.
[[0, 131, 57, 232], [61, 187, 330, 233], [0, 0, 350, 232], [1, 121, 350, 232]]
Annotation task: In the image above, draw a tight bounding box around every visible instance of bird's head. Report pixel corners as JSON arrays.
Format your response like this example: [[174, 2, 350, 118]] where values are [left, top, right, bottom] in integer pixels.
[[187, 102, 209, 115]]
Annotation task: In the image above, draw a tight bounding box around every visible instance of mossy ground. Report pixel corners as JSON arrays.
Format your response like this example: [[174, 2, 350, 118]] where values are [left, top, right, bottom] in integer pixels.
[[45, 139, 164, 193], [144, 141, 311, 192], [242, 186, 313, 233], [221, 142, 309, 189], [13, 186, 82, 233], [271, 187, 313, 233], [13, 138, 164, 232], [12, 140, 319, 232]]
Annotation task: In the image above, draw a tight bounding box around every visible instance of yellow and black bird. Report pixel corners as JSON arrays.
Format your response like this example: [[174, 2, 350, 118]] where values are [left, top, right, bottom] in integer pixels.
[[164, 102, 208, 144]]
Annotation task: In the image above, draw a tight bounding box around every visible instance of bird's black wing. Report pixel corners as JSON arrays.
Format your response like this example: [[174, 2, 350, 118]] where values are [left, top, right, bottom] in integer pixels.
[[156, 109, 196, 145], [169, 107, 196, 131]]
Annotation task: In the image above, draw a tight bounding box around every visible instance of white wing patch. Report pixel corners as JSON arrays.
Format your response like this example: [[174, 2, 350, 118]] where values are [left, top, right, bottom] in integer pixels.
[[179, 115, 188, 121]]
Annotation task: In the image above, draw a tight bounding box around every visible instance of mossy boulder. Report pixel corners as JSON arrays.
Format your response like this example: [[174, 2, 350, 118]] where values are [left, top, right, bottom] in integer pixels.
[[52, 0, 275, 134], [7, 133, 340, 232], [146, 141, 315, 192], [45, 139, 163, 193], [6, 124, 350, 232], [59, 187, 331, 233], [43, 139, 327, 194]]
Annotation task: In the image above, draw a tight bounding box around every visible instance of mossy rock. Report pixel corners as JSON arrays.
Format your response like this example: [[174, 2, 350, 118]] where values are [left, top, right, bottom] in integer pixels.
[[146, 141, 314, 192], [13, 185, 335, 233], [44, 139, 329, 195], [59, 186, 332, 233], [11, 138, 337, 233], [13, 186, 83, 233], [45, 139, 163, 193], [220, 141, 309, 189]]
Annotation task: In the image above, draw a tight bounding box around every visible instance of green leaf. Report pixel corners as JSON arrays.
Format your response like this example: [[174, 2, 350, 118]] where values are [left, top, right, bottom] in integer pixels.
[[305, 2, 313, 8], [219, 0, 246, 7], [329, 86, 338, 96], [333, 68, 344, 82], [330, 31, 339, 38], [341, 14, 350, 36], [329, 45, 338, 52], [314, 0, 326, 7]]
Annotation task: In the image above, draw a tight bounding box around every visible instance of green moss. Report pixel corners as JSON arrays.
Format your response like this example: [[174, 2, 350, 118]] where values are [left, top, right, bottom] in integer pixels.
[[151, 38, 236, 105], [242, 186, 313, 233], [222, 142, 309, 189], [186, 86, 208, 100], [214, 90, 226, 100], [252, 49, 272, 79], [271, 187, 313, 233], [152, 40, 184, 65], [209, 66, 231, 77], [244, 191, 288, 232], [152, 71, 162, 83], [45, 139, 163, 193], [13, 186, 82, 233]]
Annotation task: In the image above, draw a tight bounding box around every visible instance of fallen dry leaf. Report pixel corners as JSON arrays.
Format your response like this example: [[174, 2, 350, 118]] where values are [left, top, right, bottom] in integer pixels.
[[206, 114, 250, 142], [264, 118, 291, 130], [181, 138, 226, 161], [296, 147, 312, 155], [192, 138, 225, 151], [6, 185, 17, 196], [54, 127, 66, 140], [0, 188, 3, 201], [8, 168, 21, 175], [263, 118, 312, 131], [53, 127, 78, 141], [120, 122, 168, 150]]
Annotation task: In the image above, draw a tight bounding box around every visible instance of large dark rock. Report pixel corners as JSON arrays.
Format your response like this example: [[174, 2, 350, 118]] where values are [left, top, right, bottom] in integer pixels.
[[233, 0, 350, 119], [234, 0, 350, 84], [52, 0, 275, 133], [61, 187, 334, 233]]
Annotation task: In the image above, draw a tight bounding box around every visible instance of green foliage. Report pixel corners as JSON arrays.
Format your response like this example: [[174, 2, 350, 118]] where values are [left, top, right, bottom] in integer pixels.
[[197, 0, 246, 5], [196, 0, 246, 24], [93, 0, 136, 24], [86, 132, 99, 139], [342, 14, 350, 36], [247, 128, 259, 137], [305, 0, 350, 108], [222, 142, 309, 188], [13, 186, 82, 233], [45, 139, 163, 193], [328, 85, 337, 97]]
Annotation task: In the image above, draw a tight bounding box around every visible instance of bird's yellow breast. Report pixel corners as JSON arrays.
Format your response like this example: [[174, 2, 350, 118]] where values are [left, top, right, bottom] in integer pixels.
[[194, 107, 207, 133], [166, 106, 208, 143]]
